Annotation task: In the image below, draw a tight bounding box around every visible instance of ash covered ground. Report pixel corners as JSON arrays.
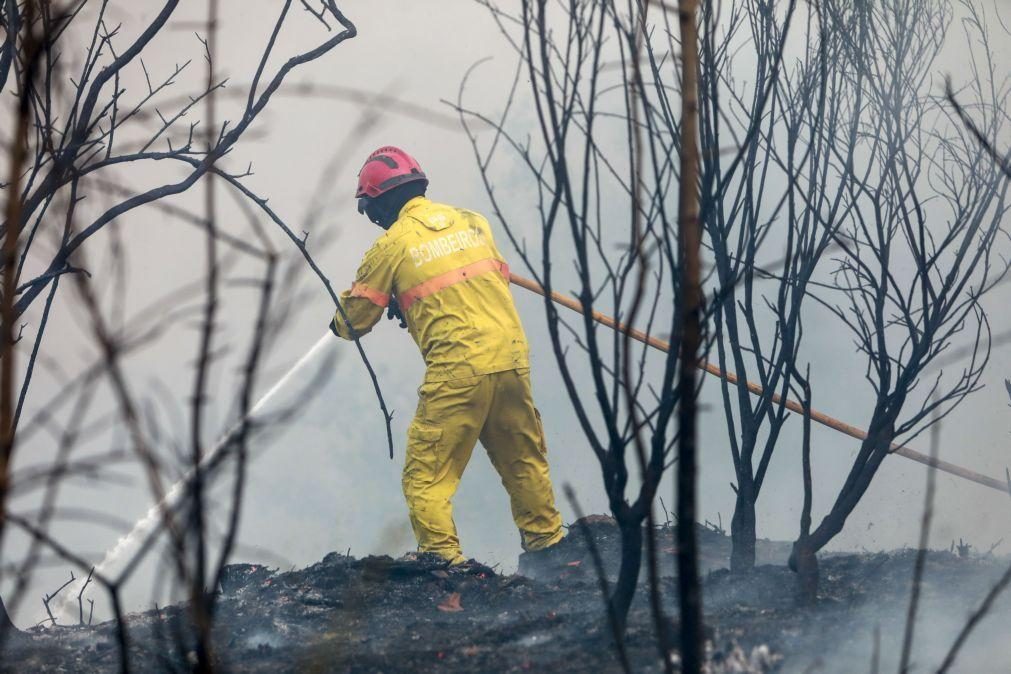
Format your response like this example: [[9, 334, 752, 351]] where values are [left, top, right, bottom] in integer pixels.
[[3, 517, 1009, 673]]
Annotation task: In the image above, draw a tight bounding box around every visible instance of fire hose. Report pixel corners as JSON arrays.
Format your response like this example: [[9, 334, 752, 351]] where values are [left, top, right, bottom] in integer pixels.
[[509, 272, 1010, 495]]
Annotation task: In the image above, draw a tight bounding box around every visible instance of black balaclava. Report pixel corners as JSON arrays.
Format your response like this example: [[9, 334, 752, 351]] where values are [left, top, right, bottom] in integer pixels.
[[359, 181, 428, 230]]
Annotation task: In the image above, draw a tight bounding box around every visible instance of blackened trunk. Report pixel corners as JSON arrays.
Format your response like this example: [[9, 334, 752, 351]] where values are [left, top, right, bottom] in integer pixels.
[[0, 594, 15, 637], [789, 540, 819, 605], [675, 0, 705, 668], [609, 518, 644, 633], [730, 482, 757, 573], [806, 419, 896, 554]]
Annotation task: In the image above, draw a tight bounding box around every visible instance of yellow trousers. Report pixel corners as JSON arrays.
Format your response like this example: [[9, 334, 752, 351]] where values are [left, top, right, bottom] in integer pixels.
[[402, 367, 564, 564]]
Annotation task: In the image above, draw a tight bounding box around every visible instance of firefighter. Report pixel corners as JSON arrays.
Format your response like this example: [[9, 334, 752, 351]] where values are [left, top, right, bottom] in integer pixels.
[[330, 146, 564, 565]]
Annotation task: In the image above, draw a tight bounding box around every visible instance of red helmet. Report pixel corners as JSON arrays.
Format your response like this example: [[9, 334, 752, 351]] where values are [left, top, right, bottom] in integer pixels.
[[355, 146, 428, 199]]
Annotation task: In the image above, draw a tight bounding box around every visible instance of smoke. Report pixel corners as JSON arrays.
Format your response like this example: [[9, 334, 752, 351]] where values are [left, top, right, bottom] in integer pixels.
[[784, 558, 1011, 673]]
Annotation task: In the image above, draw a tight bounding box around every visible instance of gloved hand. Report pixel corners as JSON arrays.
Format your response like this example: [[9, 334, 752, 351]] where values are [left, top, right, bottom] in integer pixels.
[[386, 298, 408, 329]]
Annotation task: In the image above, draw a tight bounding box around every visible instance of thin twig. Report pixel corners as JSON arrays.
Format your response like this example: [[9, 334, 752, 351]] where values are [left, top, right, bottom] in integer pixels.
[[77, 567, 94, 625], [898, 404, 941, 673], [42, 571, 76, 625], [944, 77, 1011, 181], [563, 484, 630, 674]]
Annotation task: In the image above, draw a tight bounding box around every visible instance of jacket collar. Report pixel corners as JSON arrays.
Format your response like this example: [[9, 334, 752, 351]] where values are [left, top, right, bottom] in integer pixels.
[[399, 196, 430, 220]]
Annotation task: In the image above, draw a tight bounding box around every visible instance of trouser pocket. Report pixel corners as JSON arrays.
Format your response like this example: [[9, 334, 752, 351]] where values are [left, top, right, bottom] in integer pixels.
[[403, 421, 444, 488], [532, 408, 548, 456]]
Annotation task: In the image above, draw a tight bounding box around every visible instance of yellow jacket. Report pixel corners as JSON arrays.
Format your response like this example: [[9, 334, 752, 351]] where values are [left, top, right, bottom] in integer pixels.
[[332, 197, 529, 382]]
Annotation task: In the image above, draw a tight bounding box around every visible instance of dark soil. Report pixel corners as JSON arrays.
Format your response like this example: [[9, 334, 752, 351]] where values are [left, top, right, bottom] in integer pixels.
[[3, 517, 1008, 673]]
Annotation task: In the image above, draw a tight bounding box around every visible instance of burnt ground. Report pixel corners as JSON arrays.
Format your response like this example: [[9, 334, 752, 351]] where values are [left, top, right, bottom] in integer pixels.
[[3, 517, 1010, 673]]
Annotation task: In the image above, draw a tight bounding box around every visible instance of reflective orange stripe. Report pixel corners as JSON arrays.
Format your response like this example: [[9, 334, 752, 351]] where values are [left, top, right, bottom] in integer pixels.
[[350, 282, 390, 308], [399, 258, 509, 311]]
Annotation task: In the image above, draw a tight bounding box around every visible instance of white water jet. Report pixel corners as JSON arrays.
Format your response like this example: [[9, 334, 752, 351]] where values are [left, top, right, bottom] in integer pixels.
[[55, 333, 335, 620]]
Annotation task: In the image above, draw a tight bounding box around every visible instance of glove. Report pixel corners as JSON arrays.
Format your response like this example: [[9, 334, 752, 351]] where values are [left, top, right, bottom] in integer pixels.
[[386, 298, 408, 329]]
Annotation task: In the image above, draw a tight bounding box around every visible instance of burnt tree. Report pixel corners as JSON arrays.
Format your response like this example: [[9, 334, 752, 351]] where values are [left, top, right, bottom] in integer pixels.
[[789, 0, 1009, 595]]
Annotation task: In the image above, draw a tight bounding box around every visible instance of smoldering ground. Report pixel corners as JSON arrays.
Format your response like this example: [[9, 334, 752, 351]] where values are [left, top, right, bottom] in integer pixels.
[[4, 519, 1010, 672]]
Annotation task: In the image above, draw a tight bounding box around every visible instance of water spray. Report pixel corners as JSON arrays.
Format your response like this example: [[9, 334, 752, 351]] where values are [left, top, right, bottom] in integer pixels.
[[56, 333, 335, 619]]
